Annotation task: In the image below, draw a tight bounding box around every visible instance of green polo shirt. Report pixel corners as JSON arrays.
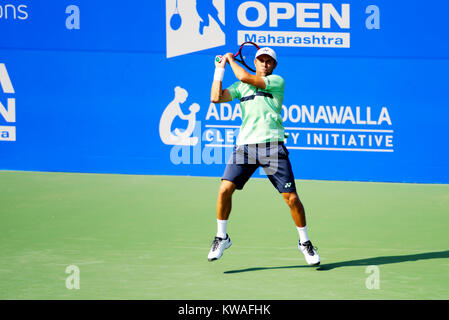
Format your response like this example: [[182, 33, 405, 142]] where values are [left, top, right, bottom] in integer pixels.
[[227, 74, 285, 145]]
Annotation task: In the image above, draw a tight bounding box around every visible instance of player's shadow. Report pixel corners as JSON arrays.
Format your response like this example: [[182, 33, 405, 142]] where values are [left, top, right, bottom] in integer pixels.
[[223, 250, 449, 274]]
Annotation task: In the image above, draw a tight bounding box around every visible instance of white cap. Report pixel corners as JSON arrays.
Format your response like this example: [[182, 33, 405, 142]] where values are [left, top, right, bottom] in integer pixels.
[[255, 47, 277, 62]]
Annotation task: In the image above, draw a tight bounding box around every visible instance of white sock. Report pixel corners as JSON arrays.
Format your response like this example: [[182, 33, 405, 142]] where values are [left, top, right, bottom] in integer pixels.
[[216, 219, 228, 239], [297, 226, 309, 244]]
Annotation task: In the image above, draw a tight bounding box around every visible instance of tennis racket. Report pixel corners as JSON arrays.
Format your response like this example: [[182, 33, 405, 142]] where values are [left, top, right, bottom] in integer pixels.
[[216, 42, 260, 72]]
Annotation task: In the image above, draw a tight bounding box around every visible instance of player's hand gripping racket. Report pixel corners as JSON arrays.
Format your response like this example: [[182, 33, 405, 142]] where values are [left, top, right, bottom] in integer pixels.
[[216, 42, 260, 72]]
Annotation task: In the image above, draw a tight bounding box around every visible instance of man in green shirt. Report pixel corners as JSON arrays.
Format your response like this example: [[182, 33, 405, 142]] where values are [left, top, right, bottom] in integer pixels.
[[207, 47, 320, 266]]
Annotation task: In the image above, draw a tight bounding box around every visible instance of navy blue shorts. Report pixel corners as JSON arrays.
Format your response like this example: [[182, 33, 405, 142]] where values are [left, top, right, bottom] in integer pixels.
[[221, 142, 296, 193]]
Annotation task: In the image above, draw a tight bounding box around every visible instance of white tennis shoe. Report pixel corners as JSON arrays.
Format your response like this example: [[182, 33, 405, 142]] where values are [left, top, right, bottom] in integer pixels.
[[208, 234, 232, 261], [299, 240, 320, 265]]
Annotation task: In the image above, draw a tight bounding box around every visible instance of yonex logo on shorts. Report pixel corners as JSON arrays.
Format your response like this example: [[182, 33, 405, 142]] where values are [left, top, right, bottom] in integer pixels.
[[285, 182, 292, 188]]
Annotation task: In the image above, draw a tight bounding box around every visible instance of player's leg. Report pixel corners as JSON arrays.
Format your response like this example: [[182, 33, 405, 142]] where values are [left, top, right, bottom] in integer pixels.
[[281, 191, 319, 265], [208, 145, 258, 262], [262, 142, 320, 265], [282, 191, 306, 228], [217, 179, 236, 222], [215, 179, 235, 242], [208, 180, 235, 262]]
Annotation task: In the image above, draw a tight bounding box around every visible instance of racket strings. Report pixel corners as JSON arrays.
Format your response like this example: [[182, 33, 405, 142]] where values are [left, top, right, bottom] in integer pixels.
[[236, 43, 259, 72]]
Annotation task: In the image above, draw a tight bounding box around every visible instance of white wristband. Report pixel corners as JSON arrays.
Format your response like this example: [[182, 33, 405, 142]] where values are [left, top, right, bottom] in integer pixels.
[[214, 67, 225, 81]]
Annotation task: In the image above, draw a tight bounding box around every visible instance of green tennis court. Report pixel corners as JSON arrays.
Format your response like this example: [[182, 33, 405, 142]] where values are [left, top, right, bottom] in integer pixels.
[[0, 170, 448, 299]]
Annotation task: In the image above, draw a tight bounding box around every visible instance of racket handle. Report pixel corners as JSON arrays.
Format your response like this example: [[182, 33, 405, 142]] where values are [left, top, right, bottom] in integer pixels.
[[215, 55, 223, 63]]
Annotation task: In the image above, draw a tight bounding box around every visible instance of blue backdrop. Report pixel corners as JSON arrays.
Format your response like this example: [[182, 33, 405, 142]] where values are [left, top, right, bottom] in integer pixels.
[[1, 0, 448, 183]]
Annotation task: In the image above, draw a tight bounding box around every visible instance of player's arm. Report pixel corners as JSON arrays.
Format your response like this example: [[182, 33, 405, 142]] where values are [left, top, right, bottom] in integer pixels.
[[224, 53, 266, 90], [210, 56, 233, 103]]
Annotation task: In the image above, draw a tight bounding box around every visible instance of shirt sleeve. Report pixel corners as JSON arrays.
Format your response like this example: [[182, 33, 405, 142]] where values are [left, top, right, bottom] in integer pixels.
[[262, 75, 285, 93], [226, 81, 242, 100]]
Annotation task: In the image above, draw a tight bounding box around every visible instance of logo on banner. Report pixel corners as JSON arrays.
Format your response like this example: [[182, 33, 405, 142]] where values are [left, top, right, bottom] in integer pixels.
[[237, 2, 350, 48], [166, 0, 225, 58], [166, 1, 358, 58], [0, 63, 16, 141], [160, 86, 394, 154], [159, 86, 200, 146], [159, 84, 395, 170]]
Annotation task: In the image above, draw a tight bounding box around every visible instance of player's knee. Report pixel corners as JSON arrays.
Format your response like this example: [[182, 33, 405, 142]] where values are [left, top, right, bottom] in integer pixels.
[[283, 192, 300, 208], [218, 181, 235, 198]]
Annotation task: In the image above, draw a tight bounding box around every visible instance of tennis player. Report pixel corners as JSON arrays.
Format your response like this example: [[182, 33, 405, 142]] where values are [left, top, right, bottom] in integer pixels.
[[207, 47, 320, 265]]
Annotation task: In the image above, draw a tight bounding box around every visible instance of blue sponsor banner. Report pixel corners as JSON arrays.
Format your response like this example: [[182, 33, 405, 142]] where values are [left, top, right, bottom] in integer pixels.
[[1, 0, 448, 59], [1, 1, 448, 183]]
